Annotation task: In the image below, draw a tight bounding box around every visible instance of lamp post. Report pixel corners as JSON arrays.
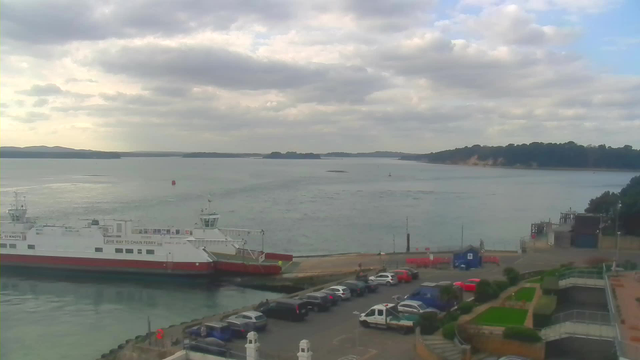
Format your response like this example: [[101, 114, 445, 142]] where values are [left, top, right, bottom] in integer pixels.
[[615, 201, 621, 262]]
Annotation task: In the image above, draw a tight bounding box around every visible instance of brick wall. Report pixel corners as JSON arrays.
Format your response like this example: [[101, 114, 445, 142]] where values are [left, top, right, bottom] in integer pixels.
[[599, 235, 640, 251]]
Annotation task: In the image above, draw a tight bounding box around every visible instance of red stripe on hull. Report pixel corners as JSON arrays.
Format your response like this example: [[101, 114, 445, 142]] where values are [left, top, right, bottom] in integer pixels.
[[0, 254, 214, 275], [214, 261, 281, 275]]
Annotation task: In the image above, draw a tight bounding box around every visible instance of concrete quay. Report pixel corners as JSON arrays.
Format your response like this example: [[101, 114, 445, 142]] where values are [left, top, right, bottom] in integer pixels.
[[103, 248, 640, 360]]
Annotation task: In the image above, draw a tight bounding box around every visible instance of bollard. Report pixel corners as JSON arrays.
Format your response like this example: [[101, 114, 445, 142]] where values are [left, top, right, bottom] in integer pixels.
[[245, 332, 259, 360], [298, 339, 312, 360]]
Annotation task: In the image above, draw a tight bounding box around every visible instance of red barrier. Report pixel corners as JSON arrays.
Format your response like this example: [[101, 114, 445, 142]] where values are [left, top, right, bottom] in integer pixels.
[[483, 256, 500, 265], [406, 257, 452, 268]]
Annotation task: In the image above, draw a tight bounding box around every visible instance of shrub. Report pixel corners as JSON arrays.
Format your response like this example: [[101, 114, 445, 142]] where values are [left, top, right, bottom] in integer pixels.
[[503, 267, 521, 286], [457, 301, 475, 315], [475, 279, 499, 303], [621, 260, 638, 271], [418, 312, 440, 335], [532, 295, 557, 328], [503, 326, 543, 343], [492, 280, 510, 293], [440, 311, 461, 326], [541, 276, 559, 295], [442, 322, 457, 340]]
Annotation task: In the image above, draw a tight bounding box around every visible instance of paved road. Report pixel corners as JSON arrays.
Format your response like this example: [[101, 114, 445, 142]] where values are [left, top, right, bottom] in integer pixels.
[[224, 248, 640, 360]]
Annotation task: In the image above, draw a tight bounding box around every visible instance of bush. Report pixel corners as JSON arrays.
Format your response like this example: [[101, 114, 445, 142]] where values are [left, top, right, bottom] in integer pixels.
[[440, 311, 461, 326], [457, 301, 475, 315], [503, 326, 543, 343], [532, 295, 557, 328], [541, 276, 559, 295], [492, 280, 510, 293], [475, 279, 499, 303], [621, 260, 638, 271], [442, 323, 456, 340], [418, 312, 440, 335], [503, 267, 521, 286]]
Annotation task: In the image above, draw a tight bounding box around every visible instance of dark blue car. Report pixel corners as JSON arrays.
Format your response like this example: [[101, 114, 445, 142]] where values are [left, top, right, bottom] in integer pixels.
[[186, 322, 233, 342], [404, 282, 462, 312]]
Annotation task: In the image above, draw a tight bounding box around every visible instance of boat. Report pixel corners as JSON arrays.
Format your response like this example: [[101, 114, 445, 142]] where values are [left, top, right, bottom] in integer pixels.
[[0, 193, 286, 276]]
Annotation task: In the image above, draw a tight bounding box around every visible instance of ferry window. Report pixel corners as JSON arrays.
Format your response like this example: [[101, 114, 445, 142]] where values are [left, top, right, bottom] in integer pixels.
[[28, 244, 36, 250], [9, 244, 17, 249], [125, 249, 133, 254], [146, 249, 155, 255], [0, 243, 6, 248], [137, 249, 142, 254], [115, 248, 124, 253], [175, 229, 181, 235], [116, 223, 123, 233], [95, 247, 103, 252], [203, 218, 210, 227]]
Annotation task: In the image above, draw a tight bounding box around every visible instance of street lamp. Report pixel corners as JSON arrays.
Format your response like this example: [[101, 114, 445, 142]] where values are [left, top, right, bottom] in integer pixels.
[[615, 201, 621, 262]]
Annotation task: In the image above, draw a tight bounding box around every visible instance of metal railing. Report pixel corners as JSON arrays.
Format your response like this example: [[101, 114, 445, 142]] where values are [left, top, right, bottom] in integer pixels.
[[541, 321, 616, 341], [558, 268, 604, 281], [551, 310, 611, 325], [603, 265, 640, 360]]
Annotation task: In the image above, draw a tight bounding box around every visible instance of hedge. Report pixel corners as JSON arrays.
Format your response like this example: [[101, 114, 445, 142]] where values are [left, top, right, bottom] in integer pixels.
[[442, 323, 456, 340], [532, 295, 557, 328], [475, 280, 499, 303], [457, 301, 475, 315], [418, 312, 440, 335], [503, 326, 543, 343], [440, 311, 461, 326], [492, 280, 510, 293], [541, 276, 559, 295]]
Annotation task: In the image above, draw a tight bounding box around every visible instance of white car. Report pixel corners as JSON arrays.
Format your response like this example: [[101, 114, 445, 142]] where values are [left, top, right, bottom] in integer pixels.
[[397, 300, 441, 315], [227, 311, 268, 331], [324, 286, 351, 300], [369, 273, 399, 286]]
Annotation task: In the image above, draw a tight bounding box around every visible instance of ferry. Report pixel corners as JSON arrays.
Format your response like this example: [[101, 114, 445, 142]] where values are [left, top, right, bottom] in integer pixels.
[[0, 194, 285, 276]]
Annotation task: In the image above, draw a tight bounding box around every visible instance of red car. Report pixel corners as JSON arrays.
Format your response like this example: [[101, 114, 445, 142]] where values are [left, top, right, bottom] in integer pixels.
[[391, 270, 412, 283], [454, 278, 480, 292]]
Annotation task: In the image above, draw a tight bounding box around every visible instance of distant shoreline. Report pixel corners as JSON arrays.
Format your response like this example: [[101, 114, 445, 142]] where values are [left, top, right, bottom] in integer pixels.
[[411, 160, 640, 173]]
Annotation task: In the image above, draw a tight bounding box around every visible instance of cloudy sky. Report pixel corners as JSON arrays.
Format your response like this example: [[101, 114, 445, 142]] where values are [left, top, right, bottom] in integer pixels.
[[1, 0, 639, 153]]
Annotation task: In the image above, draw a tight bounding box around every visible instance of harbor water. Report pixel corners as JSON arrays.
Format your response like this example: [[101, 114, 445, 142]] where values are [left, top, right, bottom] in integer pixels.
[[0, 157, 636, 360]]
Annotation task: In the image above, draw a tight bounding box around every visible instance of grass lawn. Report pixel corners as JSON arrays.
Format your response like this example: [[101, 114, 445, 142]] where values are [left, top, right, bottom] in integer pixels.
[[507, 287, 537, 302], [525, 277, 541, 284], [472, 307, 528, 327]]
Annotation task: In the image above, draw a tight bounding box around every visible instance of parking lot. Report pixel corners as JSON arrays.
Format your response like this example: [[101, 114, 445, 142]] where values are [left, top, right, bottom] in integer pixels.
[[224, 248, 640, 360]]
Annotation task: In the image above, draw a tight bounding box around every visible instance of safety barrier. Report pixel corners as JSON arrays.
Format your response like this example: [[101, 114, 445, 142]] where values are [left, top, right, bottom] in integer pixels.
[[406, 257, 451, 268]]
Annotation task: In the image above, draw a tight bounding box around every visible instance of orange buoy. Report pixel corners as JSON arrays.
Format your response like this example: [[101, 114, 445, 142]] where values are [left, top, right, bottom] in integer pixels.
[[171, 180, 176, 186]]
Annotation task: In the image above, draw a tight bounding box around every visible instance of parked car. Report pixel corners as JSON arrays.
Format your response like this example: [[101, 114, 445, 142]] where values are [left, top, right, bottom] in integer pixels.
[[224, 318, 255, 338], [341, 280, 367, 297], [391, 269, 413, 283], [186, 322, 233, 342], [183, 338, 228, 357], [324, 286, 351, 300], [318, 289, 341, 306], [297, 292, 332, 312], [453, 278, 481, 292], [400, 267, 419, 280], [404, 282, 463, 312], [358, 303, 418, 334], [397, 300, 441, 315], [355, 273, 380, 293], [227, 311, 268, 331], [369, 273, 399, 286], [255, 299, 309, 322]]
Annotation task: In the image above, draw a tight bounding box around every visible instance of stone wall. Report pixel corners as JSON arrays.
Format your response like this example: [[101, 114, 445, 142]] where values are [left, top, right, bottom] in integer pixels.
[[599, 235, 640, 251], [468, 334, 545, 360]]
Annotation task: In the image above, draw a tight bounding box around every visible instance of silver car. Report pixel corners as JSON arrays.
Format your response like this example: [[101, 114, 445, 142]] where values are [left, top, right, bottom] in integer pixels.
[[324, 286, 351, 300], [397, 300, 441, 315], [369, 273, 399, 286], [227, 311, 268, 331]]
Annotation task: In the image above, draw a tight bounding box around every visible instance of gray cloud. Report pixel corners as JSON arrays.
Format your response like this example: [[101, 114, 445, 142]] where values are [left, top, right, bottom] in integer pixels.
[[10, 111, 51, 123], [65, 78, 98, 84], [1, 0, 295, 45], [95, 44, 389, 102], [32, 98, 50, 108], [17, 83, 94, 99]]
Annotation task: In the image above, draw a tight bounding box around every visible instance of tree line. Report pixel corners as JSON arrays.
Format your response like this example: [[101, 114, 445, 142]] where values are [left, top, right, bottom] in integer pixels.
[[585, 175, 640, 235], [400, 142, 640, 170]]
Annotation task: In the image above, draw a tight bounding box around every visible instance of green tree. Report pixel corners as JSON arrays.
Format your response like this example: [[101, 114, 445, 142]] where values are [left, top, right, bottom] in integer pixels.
[[439, 284, 461, 310], [502, 267, 521, 286], [619, 175, 640, 235], [585, 191, 620, 217]]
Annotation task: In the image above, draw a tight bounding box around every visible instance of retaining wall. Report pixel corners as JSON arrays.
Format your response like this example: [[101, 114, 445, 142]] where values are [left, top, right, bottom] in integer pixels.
[[468, 334, 545, 360], [599, 235, 640, 251]]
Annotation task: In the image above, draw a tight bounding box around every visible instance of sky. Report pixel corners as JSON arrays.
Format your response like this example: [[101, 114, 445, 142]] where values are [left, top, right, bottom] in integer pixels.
[[1, 0, 639, 153]]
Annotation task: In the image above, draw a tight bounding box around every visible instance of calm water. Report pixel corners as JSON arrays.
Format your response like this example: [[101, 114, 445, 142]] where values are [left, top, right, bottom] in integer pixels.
[[0, 157, 636, 360]]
